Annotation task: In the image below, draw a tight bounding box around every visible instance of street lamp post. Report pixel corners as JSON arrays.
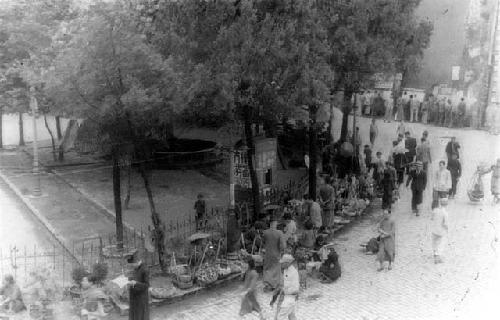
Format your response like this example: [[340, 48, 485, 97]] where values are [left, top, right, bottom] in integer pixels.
[[29, 87, 41, 197]]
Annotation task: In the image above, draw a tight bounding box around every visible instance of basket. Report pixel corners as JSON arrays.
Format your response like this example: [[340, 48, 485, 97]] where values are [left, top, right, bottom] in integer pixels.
[[172, 278, 194, 290]]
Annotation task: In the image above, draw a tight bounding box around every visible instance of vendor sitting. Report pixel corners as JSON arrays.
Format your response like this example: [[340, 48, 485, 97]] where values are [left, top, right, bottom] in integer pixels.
[[319, 249, 341, 284], [0, 274, 26, 314]]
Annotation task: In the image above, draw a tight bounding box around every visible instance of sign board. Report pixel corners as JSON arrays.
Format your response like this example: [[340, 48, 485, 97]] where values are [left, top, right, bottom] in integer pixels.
[[372, 73, 395, 90], [452, 66, 460, 81], [232, 150, 252, 188]]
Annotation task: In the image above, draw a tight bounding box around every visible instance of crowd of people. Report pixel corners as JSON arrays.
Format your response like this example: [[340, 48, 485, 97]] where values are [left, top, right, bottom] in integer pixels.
[[355, 90, 474, 129]]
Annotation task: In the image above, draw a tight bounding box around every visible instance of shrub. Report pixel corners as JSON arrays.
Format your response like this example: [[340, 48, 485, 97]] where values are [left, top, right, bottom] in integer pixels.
[[71, 266, 89, 286]]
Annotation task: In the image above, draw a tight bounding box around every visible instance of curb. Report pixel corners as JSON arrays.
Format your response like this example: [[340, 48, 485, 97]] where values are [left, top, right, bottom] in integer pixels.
[[0, 170, 79, 264]]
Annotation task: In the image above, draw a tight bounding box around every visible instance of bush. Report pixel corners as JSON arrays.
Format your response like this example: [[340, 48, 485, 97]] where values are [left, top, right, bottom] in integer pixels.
[[71, 266, 89, 286]]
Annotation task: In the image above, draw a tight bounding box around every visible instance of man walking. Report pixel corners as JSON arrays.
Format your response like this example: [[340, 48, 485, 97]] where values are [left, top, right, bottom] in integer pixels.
[[263, 219, 286, 292], [384, 95, 393, 122], [369, 118, 378, 147], [431, 198, 449, 264], [273, 254, 299, 320], [319, 177, 335, 230], [445, 137, 460, 162], [447, 153, 462, 199], [406, 161, 427, 215], [396, 94, 404, 121], [404, 131, 417, 172], [416, 137, 432, 173], [432, 160, 452, 209], [438, 97, 446, 126]]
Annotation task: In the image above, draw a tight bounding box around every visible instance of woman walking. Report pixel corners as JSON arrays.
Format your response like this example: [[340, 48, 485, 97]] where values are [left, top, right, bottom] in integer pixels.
[[377, 210, 396, 271], [240, 259, 266, 320]]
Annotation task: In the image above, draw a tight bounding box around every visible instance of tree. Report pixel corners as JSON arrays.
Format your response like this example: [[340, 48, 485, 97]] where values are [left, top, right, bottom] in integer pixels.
[[46, 0, 184, 271], [317, 0, 432, 141]]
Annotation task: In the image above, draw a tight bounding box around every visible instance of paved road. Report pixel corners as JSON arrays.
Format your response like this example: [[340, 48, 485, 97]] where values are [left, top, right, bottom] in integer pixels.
[[145, 120, 500, 320]]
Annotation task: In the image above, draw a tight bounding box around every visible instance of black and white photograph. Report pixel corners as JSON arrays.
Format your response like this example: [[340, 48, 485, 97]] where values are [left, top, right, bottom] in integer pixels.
[[0, 0, 499, 319]]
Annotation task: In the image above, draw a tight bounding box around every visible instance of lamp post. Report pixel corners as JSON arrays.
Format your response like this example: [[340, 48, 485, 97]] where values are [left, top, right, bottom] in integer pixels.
[[29, 87, 41, 197]]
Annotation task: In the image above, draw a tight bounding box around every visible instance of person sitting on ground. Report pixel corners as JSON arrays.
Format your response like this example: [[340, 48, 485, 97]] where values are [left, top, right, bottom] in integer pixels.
[[300, 221, 315, 249], [319, 248, 341, 283], [0, 274, 25, 314]]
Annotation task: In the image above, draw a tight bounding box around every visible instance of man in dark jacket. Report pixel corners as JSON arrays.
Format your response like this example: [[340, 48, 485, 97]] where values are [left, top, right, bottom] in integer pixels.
[[406, 161, 427, 216], [127, 251, 150, 320], [447, 153, 462, 199], [445, 136, 461, 162], [404, 131, 417, 173]]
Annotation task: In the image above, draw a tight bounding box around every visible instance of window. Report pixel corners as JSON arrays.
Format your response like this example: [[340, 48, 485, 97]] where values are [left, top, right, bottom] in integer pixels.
[[265, 168, 272, 185]]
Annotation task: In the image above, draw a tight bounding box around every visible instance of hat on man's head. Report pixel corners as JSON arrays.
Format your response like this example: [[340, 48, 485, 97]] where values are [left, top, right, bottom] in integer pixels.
[[279, 254, 294, 264]]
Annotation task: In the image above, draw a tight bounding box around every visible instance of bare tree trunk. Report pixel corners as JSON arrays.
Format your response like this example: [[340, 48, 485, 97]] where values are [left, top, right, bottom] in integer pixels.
[[55, 116, 63, 140], [308, 105, 318, 200], [19, 112, 25, 146], [138, 161, 167, 273], [0, 106, 3, 149], [124, 162, 132, 209], [43, 115, 57, 162], [112, 153, 124, 250], [340, 92, 353, 142], [243, 105, 261, 222]]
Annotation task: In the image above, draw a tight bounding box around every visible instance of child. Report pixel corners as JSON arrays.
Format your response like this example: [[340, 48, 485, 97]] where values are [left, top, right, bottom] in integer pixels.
[[194, 194, 206, 230], [363, 145, 372, 173]]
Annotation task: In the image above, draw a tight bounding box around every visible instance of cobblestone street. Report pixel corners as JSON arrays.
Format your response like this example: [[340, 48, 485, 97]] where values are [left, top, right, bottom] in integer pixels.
[[148, 121, 500, 320]]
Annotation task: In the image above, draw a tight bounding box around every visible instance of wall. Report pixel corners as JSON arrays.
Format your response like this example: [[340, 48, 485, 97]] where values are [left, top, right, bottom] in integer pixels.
[[1, 113, 71, 146]]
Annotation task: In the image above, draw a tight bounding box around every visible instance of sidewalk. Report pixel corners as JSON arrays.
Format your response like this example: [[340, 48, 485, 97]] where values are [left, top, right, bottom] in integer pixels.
[[0, 149, 117, 258]]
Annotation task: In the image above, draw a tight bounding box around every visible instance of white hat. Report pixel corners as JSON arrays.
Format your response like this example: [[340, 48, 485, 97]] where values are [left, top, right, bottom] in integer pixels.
[[279, 254, 294, 264]]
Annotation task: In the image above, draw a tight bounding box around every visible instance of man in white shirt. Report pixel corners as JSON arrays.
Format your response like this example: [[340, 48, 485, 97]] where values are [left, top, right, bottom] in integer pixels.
[[432, 160, 452, 209], [431, 198, 449, 264], [274, 254, 299, 320]]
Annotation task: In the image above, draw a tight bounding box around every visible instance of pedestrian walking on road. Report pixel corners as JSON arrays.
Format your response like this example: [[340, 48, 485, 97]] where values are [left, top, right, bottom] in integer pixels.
[[431, 198, 449, 264], [416, 137, 432, 173], [384, 96, 393, 122], [377, 210, 396, 271], [438, 97, 446, 126], [395, 95, 404, 121], [447, 154, 462, 199], [391, 140, 406, 186], [482, 159, 500, 204], [404, 131, 417, 172], [457, 98, 467, 127], [263, 219, 286, 292], [406, 161, 427, 215], [369, 118, 378, 146], [240, 258, 266, 320], [127, 251, 150, 320], [421, 97, 430, 124], [381, 171, 395, 213], [432, 161, 452, 209], [363, 145, 373, 172], [445, 137, 461, 162], [272, 254, 299, 320]]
